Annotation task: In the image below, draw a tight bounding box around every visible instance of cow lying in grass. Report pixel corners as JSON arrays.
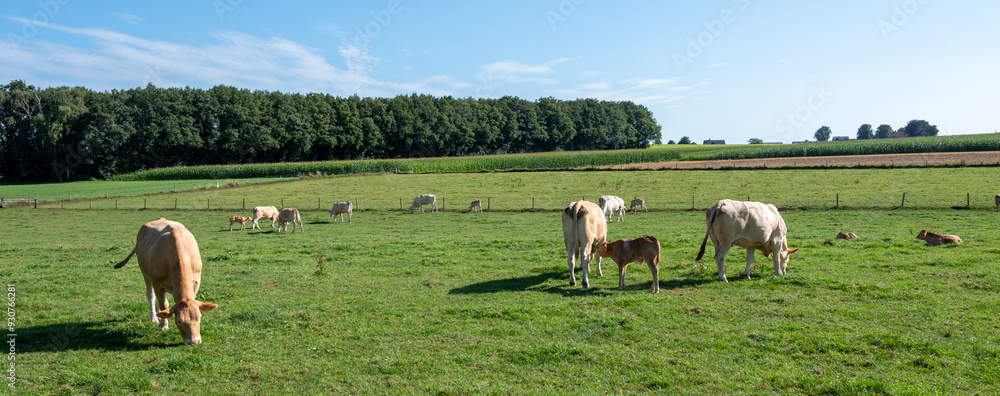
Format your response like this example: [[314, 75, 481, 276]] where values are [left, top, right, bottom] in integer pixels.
[[278, 208, 303, 233], [114, 218, 218, 345], [229, 216, 252, 231], [836, 232, 858, 240], [917, 229, 961, 246], [597, 236, 661, 293]]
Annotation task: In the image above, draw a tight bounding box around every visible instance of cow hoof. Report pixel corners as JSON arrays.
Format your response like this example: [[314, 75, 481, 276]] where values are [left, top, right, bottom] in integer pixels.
[[569, 280, 576, 286], [582, 282, 590, 289], [744, 274, 752, 280], [159, 325, 169, 331]]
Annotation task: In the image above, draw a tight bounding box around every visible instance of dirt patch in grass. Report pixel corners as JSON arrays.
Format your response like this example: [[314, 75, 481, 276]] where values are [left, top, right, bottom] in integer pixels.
[[611, 151, 1000, 170]]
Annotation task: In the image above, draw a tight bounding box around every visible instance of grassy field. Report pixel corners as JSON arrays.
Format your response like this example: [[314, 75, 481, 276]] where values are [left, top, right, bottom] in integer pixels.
[[4, 169, 1000, 394], [4, 206, 999, 394], [35, 167, 1000, 211], [0, 178, 285, 202]]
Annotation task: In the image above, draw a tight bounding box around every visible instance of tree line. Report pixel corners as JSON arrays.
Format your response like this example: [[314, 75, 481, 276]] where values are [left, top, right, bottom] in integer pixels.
[[811, 120, 938, 142], [0, 80, 662, 181]]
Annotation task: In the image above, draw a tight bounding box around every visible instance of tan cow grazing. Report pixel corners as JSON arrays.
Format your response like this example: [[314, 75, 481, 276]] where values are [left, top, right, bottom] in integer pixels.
[[410, 194, 438, 213], [597, 236, 661, 293], [251, 206, 280, 229], [114, 218, 218, 345], [278, 208, 303, 233], [696, 199, 799, 282], [229, 216, 252, 231], [836, 232, 858, 240], [561, 200, 607, 289], [470, 200, 483, 212], [916, 229, 962, 246], [328, 201, 353, 223], [629, 198, 648, 213]]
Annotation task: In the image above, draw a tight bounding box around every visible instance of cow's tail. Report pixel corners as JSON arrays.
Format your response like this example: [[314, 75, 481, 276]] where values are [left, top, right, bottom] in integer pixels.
[[114, 244, 136, 269], [695, 204, 723, 261], [564, 202, 583, 259]]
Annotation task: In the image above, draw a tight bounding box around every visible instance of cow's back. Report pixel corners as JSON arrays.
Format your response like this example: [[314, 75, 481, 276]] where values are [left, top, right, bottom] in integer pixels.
[[708, 199, 787, 253], [562, 200, 606, 248], [135, 218, 202, 290]]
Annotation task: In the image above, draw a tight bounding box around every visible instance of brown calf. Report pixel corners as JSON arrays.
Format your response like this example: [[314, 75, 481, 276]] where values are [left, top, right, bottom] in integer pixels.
[[917, 229, 962, 246], [597, 236, 661, 293], [229, 216, 252, 231], [835, 232, 858, 240]]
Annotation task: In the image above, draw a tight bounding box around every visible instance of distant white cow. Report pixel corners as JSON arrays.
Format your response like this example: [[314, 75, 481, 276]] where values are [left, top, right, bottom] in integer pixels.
[[470, 200, 483, 212], [410, 194, 438, 213], [251, 206, 280, 229], [599, 195, 626, 222], [278, 208, 303, 233], [630, 198, 648, 212], [561, 200, 607, 289], [696, 199, 799, 282], [328, 201, 353, 223]]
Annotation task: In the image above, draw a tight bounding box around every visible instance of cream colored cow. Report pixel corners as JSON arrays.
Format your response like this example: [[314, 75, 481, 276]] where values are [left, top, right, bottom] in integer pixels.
[[410, 194, 438, 213], [696, 199, 799, 282], [251, 206, 280, 229], [114, 218, 218, 345], [229, 216, 252, 231], [328, 201, 353, 223], [470, 200, 483, 212], [561, 200, 607, 289], [278, 208, 303, 233], [599, 195, 626, 222]]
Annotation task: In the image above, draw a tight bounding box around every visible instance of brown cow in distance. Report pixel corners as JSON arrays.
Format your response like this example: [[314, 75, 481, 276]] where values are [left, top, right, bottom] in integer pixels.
[[917, 229, 962, 246], [114, 218, 218, 345], [597, 236, 661, 293], [836, 232, 858, 240]]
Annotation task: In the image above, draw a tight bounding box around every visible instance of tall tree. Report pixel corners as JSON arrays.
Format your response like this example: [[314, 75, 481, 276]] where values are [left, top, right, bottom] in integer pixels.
[[902, 119, 939, 137], [856, 124, 874, 140], [875, 124, 893, 139], [814, 126, 832, 142]]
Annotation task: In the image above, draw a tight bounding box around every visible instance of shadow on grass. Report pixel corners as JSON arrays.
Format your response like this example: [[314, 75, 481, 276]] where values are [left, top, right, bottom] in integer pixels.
[[449, 271, 714, 295], [17, 321, 177, 352]]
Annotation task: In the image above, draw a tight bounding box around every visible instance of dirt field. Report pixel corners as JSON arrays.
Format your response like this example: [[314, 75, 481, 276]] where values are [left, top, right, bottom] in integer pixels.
[[612, 151, 1000, 170]]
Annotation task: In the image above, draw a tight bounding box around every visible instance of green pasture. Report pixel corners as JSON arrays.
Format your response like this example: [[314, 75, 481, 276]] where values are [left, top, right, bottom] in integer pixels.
[[0, 178, 285, 202], [3, 202, 999, 394], [33, 167, 1000, 212]]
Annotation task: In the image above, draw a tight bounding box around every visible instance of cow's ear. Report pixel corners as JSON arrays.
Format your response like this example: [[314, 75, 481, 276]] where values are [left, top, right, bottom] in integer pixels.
[[199, 302, 218, 312], [787, 248, 799, 255], [156, 307, 174, 319]]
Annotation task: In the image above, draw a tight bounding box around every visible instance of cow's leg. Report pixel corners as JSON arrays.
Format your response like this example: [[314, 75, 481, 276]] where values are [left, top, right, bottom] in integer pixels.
[[773, 242, 784, 275], [580, 246, 591, 289], [714, 245, 731, 282], [229, 221, 234, 231], [617, 261, 627, 290], [145, 282, 158, 324], [647, 259, 660, 293], [252, 219, 258, 229], [155, 288, 169, 330], [744, 248, 756, 280], [566, 246, 577, 286], [592, 250, 602, 277]]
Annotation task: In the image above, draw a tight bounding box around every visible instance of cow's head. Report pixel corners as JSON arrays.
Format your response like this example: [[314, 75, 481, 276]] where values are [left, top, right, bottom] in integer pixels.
[[776, 247, 799, 273], [916, 229, 928, 240], [157, 299, 218, 345], [596, 242, 610, 257]]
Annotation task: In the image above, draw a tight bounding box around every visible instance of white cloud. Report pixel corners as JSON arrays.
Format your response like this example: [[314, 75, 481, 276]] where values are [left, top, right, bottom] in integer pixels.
[[0, 18, 463, 97], [555, 78, 699, 106], [115, 13, 144, 25]]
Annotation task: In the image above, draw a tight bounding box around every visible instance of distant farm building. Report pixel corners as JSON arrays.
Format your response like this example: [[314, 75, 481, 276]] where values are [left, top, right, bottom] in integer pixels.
[[703, 140, 726, 145], [792, 140, 810, 144], [832, 136, 849, 141], [762, 142, 783, 144]]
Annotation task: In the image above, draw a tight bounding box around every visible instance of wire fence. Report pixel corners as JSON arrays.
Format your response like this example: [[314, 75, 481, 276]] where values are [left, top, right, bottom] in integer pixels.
[[10, 192, 1000, 212]]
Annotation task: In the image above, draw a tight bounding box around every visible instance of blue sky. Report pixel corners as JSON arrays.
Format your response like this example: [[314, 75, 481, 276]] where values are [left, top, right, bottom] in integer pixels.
[[2, 0, 997, 144]]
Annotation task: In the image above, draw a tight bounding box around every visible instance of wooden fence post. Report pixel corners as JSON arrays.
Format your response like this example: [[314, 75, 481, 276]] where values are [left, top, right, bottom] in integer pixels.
[[144, 198, 147, 210], [174, 198, 177, 210], [532, 197, 535, 209], [400, 198, 403, 211], [115, 200, 118, 209], [487, 197, 491, 210], [60, 200, 63, 209], [836, 193, 839, 208], [34, 198, 37, 209], [318, 197, 321, 210], [243, 198, 245, 210], [901, 193, 906, 207], [692, 195, 695, 210], [281, 198, 284, 208], [208, 198, 210, 210], [967, 193, 970, 207]]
